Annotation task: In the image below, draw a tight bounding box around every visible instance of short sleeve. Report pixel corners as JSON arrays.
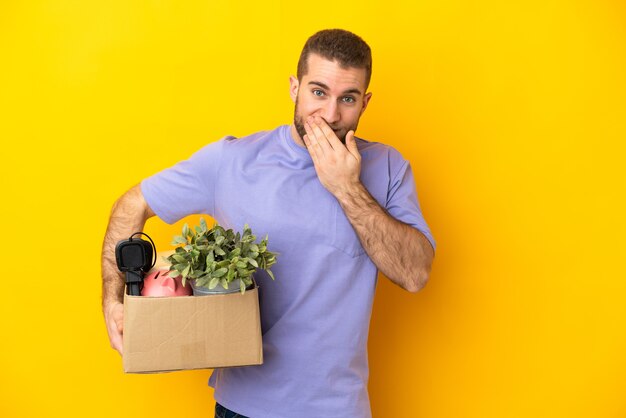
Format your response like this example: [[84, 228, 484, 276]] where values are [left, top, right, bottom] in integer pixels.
[[385, 159, 436, 252], [140, 138, 225, 224]]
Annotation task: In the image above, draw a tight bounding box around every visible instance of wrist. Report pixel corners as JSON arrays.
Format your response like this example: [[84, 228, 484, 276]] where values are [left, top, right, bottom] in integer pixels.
[[332, 180, 364, 203], [103, 298, 123, 315]]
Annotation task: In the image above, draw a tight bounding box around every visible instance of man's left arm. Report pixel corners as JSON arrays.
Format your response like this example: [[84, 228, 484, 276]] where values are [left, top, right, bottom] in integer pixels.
[[334, 182, 434, 292], [303, 116, 435, 293]]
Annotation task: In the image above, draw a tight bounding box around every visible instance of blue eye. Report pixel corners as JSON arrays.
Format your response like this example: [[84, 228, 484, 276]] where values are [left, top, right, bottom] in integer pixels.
[[343, 96, 356, 103], [313, 89, 324, 97]]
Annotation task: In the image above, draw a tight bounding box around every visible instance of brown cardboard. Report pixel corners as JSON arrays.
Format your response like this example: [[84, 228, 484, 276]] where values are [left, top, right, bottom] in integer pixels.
[[122, 251, 263, 373]]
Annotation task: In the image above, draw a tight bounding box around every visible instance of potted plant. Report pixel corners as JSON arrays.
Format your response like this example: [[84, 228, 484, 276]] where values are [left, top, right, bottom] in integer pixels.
[[163, 218, 277, 295]]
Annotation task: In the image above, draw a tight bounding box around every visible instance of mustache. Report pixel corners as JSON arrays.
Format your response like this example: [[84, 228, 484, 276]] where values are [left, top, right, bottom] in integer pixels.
[[321, 121, 340, 131], [311, 117, 341, 132]]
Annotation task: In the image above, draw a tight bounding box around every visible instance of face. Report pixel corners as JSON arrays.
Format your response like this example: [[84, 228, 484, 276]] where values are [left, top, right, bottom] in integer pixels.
[[290, 53, 372, 145]]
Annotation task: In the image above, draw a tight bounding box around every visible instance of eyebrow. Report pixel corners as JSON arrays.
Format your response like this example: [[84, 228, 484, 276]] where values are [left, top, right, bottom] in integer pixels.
[[307, 81, 362, 96]]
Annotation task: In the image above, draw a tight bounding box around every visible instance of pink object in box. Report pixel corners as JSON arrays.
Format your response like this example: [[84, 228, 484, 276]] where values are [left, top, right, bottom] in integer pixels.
[[141, 269, 192, 297]]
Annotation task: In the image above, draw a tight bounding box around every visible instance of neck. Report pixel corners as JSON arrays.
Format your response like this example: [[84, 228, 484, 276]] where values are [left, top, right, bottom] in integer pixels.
[[290, 124, 306, 148]]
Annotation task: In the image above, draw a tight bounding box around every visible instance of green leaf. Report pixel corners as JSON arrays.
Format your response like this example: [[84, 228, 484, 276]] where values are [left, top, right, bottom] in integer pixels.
[[195, 226, 203, 234], [215, 247, 226, 256], [240, 280, 246, 294], [221, 278, 228, 289], [209, 277, 220, 289], [267, 269, 275, 280], [170, 238, 183, 246], [200, 218, 208, 231], [248, 258, 258, 268], [183, 223, 189, 237], [182, 264, 191, 278], [212, 267, 228, 278], [173, 254, 186, 263]]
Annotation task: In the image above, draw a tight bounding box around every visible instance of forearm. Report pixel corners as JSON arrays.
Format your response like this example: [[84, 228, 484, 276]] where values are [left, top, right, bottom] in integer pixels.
[[101, 185, 150, 311], [335, 182, 434, 292]]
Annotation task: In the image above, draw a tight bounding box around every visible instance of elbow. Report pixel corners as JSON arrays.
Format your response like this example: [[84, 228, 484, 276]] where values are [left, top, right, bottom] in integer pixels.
[[407, 243, 435, 293], [114, 184, 155, 221], [406, 268, 431, 293]]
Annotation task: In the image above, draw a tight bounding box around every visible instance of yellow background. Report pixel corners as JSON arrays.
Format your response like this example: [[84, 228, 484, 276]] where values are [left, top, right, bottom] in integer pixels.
[[1, 1, 624, 417]]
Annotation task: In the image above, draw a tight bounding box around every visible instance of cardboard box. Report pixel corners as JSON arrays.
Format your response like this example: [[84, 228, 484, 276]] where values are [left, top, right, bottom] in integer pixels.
[[122, 251, 263, 373]]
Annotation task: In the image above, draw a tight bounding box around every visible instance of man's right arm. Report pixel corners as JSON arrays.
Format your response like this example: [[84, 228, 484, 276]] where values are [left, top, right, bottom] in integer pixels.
[[101, 183, 156, 355]]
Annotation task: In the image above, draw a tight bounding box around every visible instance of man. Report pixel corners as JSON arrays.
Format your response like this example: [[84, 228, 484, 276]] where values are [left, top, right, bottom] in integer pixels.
[[102, 29, 435, 418]]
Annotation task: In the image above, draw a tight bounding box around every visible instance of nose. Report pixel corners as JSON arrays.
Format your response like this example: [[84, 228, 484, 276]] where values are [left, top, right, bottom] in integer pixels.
[[320, 100, 340, 125]]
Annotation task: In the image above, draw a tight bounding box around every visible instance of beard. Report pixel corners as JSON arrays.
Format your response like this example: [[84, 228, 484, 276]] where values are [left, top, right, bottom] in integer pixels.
[[293, 96, 358, 146]]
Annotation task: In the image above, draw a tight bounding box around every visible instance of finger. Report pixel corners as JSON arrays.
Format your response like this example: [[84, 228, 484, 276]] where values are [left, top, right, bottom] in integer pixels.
[[345, 130, 360, 158], [108, 323, 123, 354], [111, 334, 122, 354], [313, 116, 343, 151], [303, 135, 319, 166], [304, 122, 325, 160], [306, 118, 333, 154]]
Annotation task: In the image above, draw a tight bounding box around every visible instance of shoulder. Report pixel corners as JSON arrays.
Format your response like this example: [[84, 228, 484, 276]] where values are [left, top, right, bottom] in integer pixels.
[[198, 126, 283, 163], [354, 135, 407, 173], [221, 125, 283, 148]]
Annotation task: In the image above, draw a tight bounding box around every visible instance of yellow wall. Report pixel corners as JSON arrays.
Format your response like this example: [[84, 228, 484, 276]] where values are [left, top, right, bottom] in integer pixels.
[[1, 1, 624, 417]]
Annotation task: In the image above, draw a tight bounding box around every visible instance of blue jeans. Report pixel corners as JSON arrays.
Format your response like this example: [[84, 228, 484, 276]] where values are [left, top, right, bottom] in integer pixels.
[[214, 402, 249, 418]]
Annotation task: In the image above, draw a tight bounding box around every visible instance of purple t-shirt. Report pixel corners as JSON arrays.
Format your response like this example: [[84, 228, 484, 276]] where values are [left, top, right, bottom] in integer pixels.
[[140, 124, 435, 418]]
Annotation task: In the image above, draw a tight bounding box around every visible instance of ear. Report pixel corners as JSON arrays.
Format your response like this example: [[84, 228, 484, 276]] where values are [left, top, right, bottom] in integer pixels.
[[289, 75, 299, 103], [162, 276, 176, 292], [360, 92, 373, 116]]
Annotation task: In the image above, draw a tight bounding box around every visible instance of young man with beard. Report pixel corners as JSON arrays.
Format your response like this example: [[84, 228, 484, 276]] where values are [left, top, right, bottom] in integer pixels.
[[102, 29, 436, 418]]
